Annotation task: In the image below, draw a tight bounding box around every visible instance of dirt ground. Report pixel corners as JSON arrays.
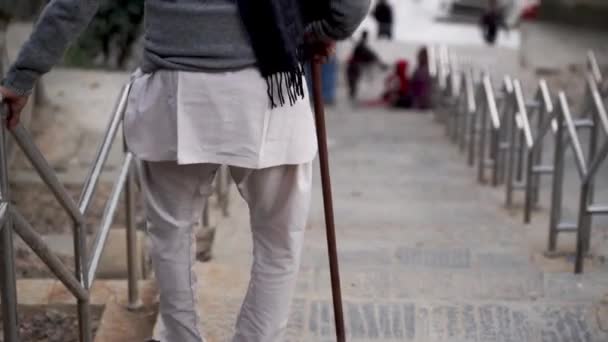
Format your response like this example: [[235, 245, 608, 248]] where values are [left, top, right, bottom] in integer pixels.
[[0, 306, 103, 342]]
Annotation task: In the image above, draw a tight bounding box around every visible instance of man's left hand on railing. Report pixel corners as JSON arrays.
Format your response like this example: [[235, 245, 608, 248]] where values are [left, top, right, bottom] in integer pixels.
[[0, 86, 30, 130]]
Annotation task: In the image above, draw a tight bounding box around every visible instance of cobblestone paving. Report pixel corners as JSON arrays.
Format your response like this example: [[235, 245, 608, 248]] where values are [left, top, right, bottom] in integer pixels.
[[163, 106, 608, 341]]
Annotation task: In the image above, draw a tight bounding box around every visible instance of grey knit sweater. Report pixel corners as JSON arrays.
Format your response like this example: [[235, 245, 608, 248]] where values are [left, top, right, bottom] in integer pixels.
[[2, 0, 370, 95]]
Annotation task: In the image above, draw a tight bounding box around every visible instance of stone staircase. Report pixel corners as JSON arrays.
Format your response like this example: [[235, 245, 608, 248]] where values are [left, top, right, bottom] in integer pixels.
[[149, 106, 608, 341]]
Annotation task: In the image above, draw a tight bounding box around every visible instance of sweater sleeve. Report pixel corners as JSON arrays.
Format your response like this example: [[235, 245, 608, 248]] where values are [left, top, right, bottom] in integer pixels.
[[306, 0, 371, 41], [1, 0, 100, 95]]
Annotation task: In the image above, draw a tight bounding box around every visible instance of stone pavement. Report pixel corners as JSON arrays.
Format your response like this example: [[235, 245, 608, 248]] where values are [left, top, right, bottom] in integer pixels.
[[168, 104, 608, 341]]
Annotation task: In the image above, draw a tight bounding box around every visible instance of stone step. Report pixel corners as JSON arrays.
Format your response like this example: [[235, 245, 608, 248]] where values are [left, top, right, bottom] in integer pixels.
[[153, 283, 608, 342], [40, 230, 150, 280]]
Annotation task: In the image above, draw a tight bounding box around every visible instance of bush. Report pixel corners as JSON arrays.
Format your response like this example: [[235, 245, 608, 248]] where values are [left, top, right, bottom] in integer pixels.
[[67, 0, 145, 69]]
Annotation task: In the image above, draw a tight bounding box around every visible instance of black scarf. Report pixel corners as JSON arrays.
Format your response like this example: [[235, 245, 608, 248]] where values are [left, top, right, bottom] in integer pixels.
[[237, 0, 323, 107]]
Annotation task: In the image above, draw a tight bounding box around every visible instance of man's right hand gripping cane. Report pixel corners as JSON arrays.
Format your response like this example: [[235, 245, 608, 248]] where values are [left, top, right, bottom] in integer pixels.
[[0, 86, 29, 130]]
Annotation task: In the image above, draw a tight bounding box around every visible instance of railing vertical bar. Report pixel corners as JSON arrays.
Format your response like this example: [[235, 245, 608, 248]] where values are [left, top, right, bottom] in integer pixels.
[[575, 180, 592, 274], [477, 81, 489, 184], [533, 81, 553, 206], [125, 156, 141, 310], [0, 202, 8, 228], [547, 96, 566, 253], [74, 223, 92, 341], [0, 105, 20, 342], [505, 92, 516, 207], [467, 82, 481, 166], [460, 69, 475, 151]]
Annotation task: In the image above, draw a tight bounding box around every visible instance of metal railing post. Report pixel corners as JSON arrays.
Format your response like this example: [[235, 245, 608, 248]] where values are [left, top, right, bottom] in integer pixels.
[[477, 85, 489, 183], [547, 94, 566, 254], [580, 78, 601, 255], [490, 125, 500, 187], [532, 83, 552, 206], [467, 81, 482, 167], [0, 104, 20, 342], [504, 93, 517, 207], [125, 150, 141, 310], [505, 80, 534, 207], [575, 180, 592, 274], [75, 225, 92, 342], [495, 77, 514, 185], [460, 69, 477, 153]]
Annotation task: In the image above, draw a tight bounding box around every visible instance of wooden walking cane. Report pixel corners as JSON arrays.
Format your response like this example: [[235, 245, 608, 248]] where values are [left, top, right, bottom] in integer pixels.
[[311, 61, 346, 342]]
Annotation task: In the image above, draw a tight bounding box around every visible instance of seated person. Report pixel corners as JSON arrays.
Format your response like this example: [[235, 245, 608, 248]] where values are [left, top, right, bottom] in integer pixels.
[[410, 47, 432, 110], [362, 59, 410, 108], [383, 59, 411, 108]]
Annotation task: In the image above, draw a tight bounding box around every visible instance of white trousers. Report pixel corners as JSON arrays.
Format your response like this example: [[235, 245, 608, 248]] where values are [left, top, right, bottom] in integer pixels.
[[139, 160, 312, 342]]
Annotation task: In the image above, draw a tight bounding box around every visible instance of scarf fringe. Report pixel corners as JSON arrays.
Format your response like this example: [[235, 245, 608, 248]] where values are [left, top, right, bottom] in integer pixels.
[[265, 64, 306, 108]]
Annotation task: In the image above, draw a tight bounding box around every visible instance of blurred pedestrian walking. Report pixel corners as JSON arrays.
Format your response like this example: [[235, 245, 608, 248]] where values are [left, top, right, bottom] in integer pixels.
[[373, 0, 394, 40], [347, 31, 386, 101], [480, 0, 506, 45]]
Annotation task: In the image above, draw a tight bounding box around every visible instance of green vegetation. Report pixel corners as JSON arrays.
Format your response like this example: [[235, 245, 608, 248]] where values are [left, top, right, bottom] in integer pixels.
[[67, 0, 145, 69], [1, 0, 144, 70]]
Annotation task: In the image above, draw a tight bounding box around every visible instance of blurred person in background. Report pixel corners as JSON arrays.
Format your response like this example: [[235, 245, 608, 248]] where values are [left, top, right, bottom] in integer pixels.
[[385, 59, 411, 108], [347, 30, 386, 101], [364, 59, 411, 108], [373, 0, 394, 40], [0, 0, 370, 341], [410, 46, 432, 110], [480, 0, 507, 45]]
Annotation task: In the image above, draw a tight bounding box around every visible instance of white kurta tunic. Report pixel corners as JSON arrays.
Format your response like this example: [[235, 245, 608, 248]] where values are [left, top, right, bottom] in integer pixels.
[[124, 68, 318, 168]]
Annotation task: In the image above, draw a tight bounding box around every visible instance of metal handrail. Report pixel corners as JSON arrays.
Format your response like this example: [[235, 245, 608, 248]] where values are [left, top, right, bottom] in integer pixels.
[[575, 105, 608, 273], [466, 79, 484, 166], [559, 93, 588, 178], [484, 75, 501, 130], [546, 85, 608, 259], [457, 68, 477, 151], [0, 82, 139, 342], [476, 73, 504, 185], [513, 80, 534, 149], [504, 78, 534, 206], [79, 84, 132, 214], [430, 48, 608, 275], [543, 60, 607, 251], [523, 79, 556, 223], [586, 73, 608, 135]]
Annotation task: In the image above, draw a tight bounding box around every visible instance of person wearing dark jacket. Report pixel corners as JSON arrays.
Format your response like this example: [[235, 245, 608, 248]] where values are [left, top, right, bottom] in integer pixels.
[[347, 30, 384, 100], [480, 0, 506, 45], [0, 0, 370, 341], [373, 0, 393, 39]]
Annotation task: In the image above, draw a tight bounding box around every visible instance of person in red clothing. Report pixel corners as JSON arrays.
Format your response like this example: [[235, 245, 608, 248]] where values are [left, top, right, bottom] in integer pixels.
[[383, 59, 411, 108], [362, 59, 411, 108]]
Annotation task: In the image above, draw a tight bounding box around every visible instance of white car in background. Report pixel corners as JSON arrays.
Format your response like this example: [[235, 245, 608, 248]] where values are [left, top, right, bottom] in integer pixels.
[[441, 0, 540, 26]]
